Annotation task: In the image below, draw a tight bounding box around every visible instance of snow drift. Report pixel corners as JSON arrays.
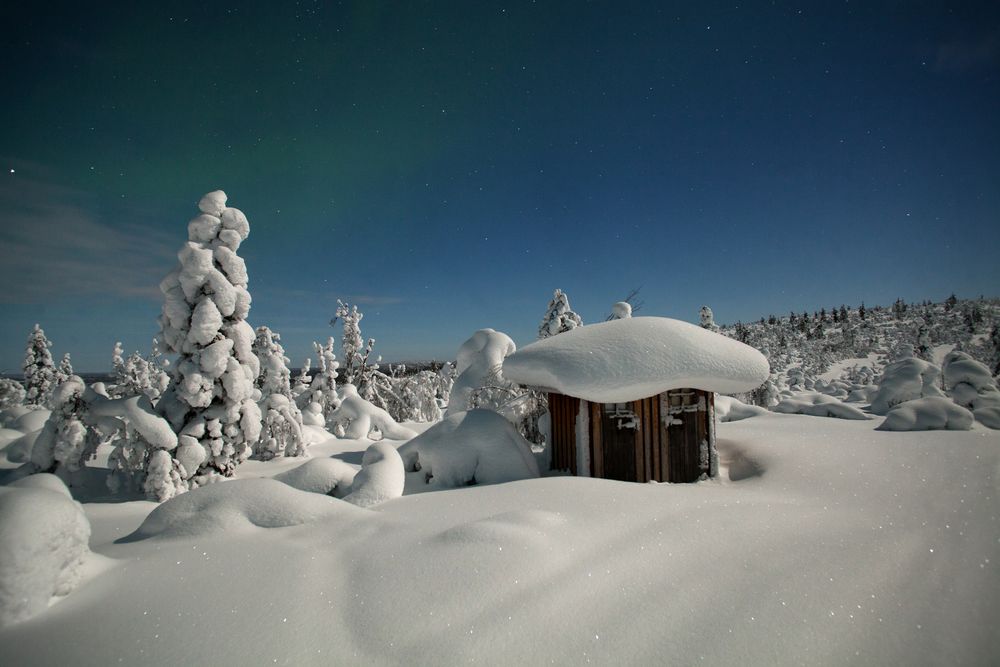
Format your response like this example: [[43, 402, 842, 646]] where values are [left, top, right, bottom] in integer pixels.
[[876, 396, 974, 431], [772, 392, 870, 420], [0, 474, 91, 628]]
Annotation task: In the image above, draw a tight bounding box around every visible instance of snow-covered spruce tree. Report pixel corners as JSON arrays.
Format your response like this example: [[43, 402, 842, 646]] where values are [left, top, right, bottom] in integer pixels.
[[700, 306, 720, 332], [538, 289, 583, 339], [334, 300, 364, 383], [23, 324, 56, 407], [155, 190, 262, 485], [54, 353, 74, 387], [111, 342, 169, 402], [252, 326, 305, 459], [309, 338, 340, 424]]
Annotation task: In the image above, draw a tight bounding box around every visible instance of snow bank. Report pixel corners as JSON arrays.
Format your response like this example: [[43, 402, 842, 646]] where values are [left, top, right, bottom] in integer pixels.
[[869, 357, 943, 415], [448, 329, 517, 414], [942, 351, 1000, 429], [503, 317, 769, 403], [877, 396, 974, 431], [772, 392, 870, 420], [714, 395, 768, 422], [0, 475, 90, 628], [397, 409, 540, 491], [126, 478, 360, 540], [328, 384, 416, 440], [342, 442, 405, 508], [11, 408, 49, 434], [273, 458, 357, 498]]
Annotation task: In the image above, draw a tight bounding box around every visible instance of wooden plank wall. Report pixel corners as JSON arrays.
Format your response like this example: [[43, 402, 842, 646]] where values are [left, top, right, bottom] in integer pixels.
[[547, 393, 579, 474]]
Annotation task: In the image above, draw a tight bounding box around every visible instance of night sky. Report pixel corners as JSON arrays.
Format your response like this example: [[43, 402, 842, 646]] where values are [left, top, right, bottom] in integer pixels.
[[1, 1, 998, 372]]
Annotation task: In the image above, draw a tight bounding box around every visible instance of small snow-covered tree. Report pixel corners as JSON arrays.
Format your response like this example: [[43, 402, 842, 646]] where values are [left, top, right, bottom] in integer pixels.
[[155, 190, 262, 486], [700, 306, 720, 332], [0, 378, 26, 411], [252, 326, 305, 459], [610, 301, 632, 319], [54, 353, 74, 387], [334, 300, 364, 383], [311, 338, 340, 422], [538, 289, 583, 339], [23, 324, 56, 407], [292, 358, 312, 401]]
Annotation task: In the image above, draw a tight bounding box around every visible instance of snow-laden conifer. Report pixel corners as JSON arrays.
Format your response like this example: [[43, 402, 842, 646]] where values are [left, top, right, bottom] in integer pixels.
[[310, 338, 340, 424], [155, 190, 261, 484], [252, 326, 305, 459], [538, 289, 582, 339], [700, 306, 720, 332], [54, 354, 74, 387], [23, 324, 56, 407], [0, 378, 26, 411]]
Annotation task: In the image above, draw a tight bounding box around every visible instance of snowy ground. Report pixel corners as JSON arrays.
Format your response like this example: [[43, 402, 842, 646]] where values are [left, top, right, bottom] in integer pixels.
[[0, 413, 998, 665]]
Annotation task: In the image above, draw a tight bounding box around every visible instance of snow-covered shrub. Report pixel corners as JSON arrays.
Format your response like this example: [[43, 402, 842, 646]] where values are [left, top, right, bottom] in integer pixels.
[[398, 409, 540, 491], [252, 326, 305, 459], [327, 384, 417, 440], [110, 341, 169, 402], [876, 396, 974, 431], [155, 190, 262, 485], [771, 392, 869, 420], [942, 351, 1000, 429], [29, 376, 96, 475], [610, 301, 633, 320], [869, 357, 943, 415], [0, 474, 91, 628], [22, 324, 56, 407], [0, 378, 25, 411], [447, 328, 517, 415], [538, 289, 582, 339], [342, 442, 406, 508], [24, 375, 181, 500], [386, 370, 442, 423]]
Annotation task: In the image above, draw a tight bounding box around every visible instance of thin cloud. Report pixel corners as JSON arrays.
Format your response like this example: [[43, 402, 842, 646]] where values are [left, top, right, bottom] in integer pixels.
[[0, 172, 177, 304], [933, 28, 1000, 72]]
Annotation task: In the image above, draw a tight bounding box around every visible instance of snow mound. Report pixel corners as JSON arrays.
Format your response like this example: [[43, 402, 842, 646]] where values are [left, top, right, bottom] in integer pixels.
[[772, 392, 870, 420], [503, 317, 769, 403], [448, 329, 517, 414], [126, 478, 360, 540], [329, 384, 417, 440], [3, 429, 41, 463], [436, 509, 566, 547], [398, 409, 540, 491], [942, 351, 1000, 429], [714, 395, 768, 422], [0, 476, 90, 628], [877, 397, 974, 431], [869, 357, 943, 415], [273, 458, 357, 498], [342, 442, 405, 508], [11, 408, 50, 434]]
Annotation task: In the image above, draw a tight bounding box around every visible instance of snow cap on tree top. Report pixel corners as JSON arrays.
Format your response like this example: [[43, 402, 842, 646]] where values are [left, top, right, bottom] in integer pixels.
[[198, 190, 227, 216], [504, 316, 770, 403]]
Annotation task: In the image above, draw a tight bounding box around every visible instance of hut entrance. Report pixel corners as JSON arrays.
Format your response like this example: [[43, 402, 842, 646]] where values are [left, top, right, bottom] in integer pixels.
[[600, 403, 639, 482], [662, 389, 710, 482]]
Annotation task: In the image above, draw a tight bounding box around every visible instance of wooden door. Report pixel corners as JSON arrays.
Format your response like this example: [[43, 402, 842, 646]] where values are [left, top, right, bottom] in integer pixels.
[[662, 389, 709, 482], [600, 402, 639, 481]]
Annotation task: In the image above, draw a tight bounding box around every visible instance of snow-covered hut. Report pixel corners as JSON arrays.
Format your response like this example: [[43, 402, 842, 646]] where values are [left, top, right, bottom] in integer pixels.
[[503, 317, 769, 483]]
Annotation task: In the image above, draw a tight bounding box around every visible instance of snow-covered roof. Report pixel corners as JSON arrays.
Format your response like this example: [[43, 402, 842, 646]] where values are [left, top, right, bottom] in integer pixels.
[[503, 317, 770, 403]]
